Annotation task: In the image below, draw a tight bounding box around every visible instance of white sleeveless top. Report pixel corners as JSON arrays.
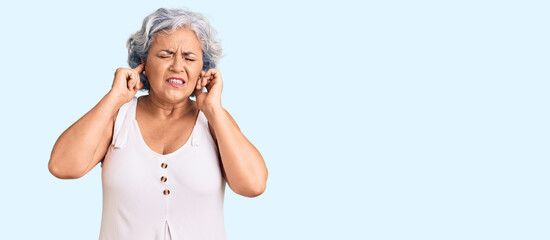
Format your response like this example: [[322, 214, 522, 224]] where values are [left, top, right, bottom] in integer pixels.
[[98, 97, 226, 240]]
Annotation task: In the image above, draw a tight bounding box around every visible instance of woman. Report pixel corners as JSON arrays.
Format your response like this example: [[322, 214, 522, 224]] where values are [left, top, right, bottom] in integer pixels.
[[48, 7, 268, 240]]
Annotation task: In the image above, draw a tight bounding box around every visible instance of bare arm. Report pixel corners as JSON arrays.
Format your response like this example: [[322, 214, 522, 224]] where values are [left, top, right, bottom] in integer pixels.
[[195, 68, 267, 198], [205, 107, 268, 198], [48, 92, 123, 179], [48, 64, 145, 179]]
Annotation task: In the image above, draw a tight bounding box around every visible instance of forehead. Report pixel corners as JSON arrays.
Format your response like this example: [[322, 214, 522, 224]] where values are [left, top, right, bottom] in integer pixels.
[[150, 27, 202, 52]]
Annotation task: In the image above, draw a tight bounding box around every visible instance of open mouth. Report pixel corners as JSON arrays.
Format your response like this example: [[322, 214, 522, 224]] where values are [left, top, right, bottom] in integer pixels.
[[166, 78, 186, 87]]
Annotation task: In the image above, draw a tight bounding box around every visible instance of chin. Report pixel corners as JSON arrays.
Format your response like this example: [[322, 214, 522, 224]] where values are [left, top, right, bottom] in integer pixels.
[[156, 91, 190, 102]]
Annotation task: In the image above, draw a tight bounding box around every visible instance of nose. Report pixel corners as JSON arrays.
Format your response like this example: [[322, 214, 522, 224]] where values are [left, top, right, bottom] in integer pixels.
[[169, 55, 185, 72]]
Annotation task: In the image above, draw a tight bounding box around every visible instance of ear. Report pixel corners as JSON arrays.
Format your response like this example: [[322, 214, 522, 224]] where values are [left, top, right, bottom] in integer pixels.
[[141, 57, 147, 77]]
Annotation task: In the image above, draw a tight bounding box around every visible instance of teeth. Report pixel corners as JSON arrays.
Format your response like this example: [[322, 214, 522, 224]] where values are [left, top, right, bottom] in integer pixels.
[[167, 79, 183, 84]]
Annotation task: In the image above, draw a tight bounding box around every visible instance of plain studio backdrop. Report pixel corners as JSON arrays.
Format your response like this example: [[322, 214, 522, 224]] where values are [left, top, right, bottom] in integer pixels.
[[0, 0, 548, 239]]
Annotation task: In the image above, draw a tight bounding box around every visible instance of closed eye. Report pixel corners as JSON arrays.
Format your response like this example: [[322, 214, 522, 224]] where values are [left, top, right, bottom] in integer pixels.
[[159, 55, 195, 62]]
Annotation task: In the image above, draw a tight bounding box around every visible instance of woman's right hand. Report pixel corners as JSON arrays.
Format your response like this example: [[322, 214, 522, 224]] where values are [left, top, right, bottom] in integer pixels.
[[108, 62, 145, 104], [49, 63, 145, 179]]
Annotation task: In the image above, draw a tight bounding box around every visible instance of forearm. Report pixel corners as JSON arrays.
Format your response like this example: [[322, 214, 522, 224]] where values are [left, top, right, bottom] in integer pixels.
[[49, 92, 123, 178], [204, 106, 268, 197]]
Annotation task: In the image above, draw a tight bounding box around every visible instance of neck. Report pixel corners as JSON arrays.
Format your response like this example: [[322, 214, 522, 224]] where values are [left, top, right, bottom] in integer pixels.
[[139, 93, 197, 121]]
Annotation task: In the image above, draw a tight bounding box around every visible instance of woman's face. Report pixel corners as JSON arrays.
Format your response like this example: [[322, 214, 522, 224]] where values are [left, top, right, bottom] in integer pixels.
[[145, 26, 203, 103]]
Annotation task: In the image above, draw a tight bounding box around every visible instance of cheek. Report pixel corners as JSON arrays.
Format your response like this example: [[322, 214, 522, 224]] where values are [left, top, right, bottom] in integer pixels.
[[188, 66, 202, 79], [188, 77, 198, 86], [145, 60, 165, 77]]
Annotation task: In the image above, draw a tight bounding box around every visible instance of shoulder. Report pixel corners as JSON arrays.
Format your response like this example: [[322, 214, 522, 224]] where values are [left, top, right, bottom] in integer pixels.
[[114, 97, 137, 121]]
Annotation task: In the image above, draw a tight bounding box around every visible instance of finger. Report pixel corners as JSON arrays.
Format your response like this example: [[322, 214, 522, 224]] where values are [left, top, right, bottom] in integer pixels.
[[206, 69, 218, 81], [202, 69, 211, 79], [194, 87, 203, 100], [205, 78, 214, 92], [196, 76, 202, 90], [126, 71, 133, 91], [202, 76, 207, 88], [204, 69, 215, 82], [134, 62, 145, 74], [129, 79, 135, 91], [204, 70, 215, 85], [130, 71, 138, 91], [134, 72, 141, 91], [205, 70, 220, 92], [200, 70, 206, 82], [137, 77, 143, 90], [200, 70, 213, 89], [132, 72, 138, 91]]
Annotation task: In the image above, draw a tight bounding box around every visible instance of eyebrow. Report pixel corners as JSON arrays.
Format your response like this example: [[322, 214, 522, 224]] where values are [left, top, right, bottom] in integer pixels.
[[160, 49, 197, 56]]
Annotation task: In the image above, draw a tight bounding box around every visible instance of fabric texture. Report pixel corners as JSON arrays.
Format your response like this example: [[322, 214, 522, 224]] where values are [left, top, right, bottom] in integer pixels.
[[98, 97, 227, 240]]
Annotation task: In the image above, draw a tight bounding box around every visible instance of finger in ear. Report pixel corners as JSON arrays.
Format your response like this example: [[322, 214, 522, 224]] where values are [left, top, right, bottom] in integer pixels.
[[196, 77, 201, 90]]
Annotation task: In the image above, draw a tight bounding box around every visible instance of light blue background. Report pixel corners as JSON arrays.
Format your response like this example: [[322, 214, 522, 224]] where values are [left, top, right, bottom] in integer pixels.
[[0, 0, 548, 239]]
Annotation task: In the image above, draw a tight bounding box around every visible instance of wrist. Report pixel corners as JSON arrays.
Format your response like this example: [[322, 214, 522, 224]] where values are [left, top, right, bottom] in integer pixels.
[[203, 104, 224, 120], [105, 91, 127, 109]]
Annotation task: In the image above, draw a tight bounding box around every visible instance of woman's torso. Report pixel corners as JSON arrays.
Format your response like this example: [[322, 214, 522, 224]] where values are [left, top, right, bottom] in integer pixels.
[[99, 97, 227, 240]]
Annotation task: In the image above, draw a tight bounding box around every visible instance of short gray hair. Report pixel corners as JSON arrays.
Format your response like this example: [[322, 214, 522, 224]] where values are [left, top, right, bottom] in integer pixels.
[[126, 7, 223, 95]]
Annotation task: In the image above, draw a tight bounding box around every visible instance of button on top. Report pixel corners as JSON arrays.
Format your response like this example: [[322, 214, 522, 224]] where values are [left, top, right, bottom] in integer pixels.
[[161, 162, 168, 169], [163, 189, 170, 195], [161, 176, 167, 182]]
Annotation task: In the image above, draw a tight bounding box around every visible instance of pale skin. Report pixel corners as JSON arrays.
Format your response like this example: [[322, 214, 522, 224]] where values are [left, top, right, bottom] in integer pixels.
[[48, 27, 268, 198]]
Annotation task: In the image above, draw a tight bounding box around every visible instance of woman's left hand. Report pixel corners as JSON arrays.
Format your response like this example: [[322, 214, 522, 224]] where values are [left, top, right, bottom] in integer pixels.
[[195, 68, 223, 113]]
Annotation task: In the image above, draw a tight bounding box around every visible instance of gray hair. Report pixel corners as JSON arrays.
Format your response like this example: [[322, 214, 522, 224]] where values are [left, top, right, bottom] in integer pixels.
[[126, 7, 223, 96]]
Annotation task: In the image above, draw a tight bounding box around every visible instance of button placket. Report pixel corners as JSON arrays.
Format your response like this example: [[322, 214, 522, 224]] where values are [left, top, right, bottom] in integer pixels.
[[161, 161, 170, 195]]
